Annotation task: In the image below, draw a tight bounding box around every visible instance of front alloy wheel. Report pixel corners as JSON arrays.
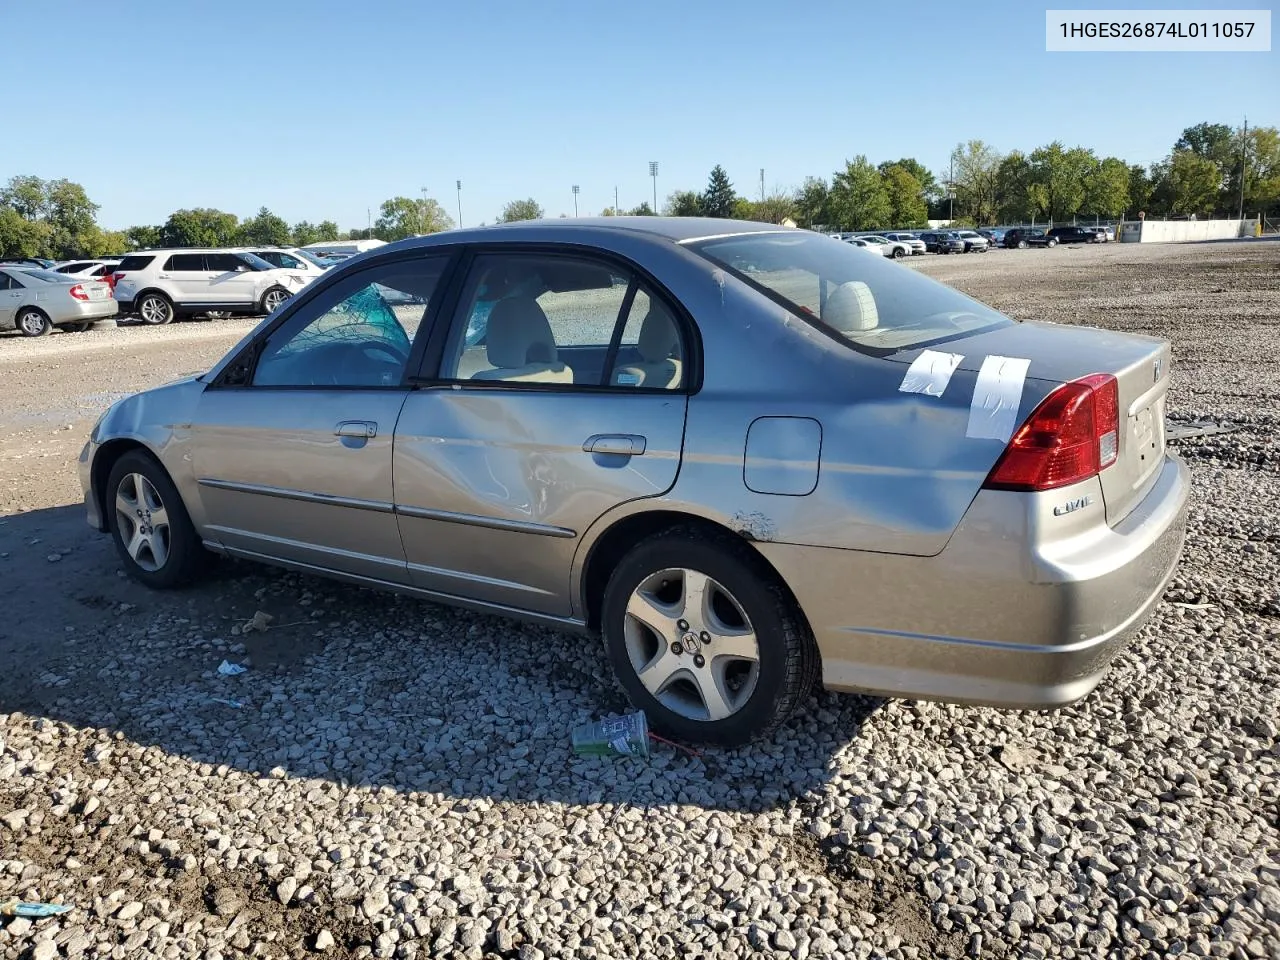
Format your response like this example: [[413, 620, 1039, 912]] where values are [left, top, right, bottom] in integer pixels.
[[262, 287, 289, 314], [114, 472, 171, 572]]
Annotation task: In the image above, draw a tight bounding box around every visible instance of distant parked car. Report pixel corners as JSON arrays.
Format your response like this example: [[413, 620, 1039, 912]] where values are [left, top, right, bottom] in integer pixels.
[[931, 231, 967, 254], [52, 259, 123, 293], [1091, 226, 1115, 243], [0, 266, 117, 336], [856, 235, 912, 259], [843, 238, 881, 254], [112, 249, 315, 325], [1048, 226, 1103, 245], [0, 257, 54, 269], [977, 228, 1006, 247], [1003, 229, 1058, 249], [954, 230, 990, 253], [882, 232, 927, 255]]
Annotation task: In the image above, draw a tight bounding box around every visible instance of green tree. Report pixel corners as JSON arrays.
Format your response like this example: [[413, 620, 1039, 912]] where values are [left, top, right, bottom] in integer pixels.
[[0, 175, 48, 219], [950, 140, 1003, 225], [880, 165, 928, 226], [124, 225, 161, 250], [374, 196, 454, 239], [1234, 125, 1280, 217], [700, 165, 737, 218], [1166, 150, 1221, 217], [628, 201, 656, 216], [239, 206, 291, 245], [1128, 164, 1155, 217], [880, 159, 937, 203], [793, 177, 831, 228], [829, 156, 892, 230], [290, 221, 320, 247], [0, 175, 102, 257], [160, 208, 240, 247], [995, 151, 1035, 222], [0, 207, 50, 258], [497, 198, 544, 223], [1027, 142, 1094, 222], [1084, 157, 1131, 218], [317, 220, 341, 242], [664, 191, 702, 217]]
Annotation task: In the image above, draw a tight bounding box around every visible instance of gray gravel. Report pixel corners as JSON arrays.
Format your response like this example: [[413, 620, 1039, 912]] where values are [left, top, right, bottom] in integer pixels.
[[1, 239, 1278, 960]]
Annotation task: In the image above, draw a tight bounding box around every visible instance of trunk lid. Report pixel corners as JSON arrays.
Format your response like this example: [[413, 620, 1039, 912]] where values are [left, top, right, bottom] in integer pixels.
[[900, 320, 1172, 526]]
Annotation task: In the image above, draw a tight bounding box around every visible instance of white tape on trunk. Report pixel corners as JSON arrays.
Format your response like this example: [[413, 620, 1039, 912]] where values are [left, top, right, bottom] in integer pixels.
[[966, 355, 1031, 442], [899, 349, 964, 397]]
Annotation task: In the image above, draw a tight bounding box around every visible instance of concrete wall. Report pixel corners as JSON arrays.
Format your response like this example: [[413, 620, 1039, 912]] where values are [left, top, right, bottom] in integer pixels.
[[1119, 219, 1256, 243]]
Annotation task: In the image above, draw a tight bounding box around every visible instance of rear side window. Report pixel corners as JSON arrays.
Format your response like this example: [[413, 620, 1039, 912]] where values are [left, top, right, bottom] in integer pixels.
[[165, 254, 205, 271], [117, 256, 155, 272], [57, 262, 92, 273]]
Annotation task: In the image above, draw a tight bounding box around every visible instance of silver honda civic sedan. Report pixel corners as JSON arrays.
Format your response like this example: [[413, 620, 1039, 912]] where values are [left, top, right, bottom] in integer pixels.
[[79, 218, 1189, 745]]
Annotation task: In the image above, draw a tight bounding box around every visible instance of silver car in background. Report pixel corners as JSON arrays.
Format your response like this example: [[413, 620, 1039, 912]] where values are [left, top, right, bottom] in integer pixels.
[[0, 266, 118, 336], [80, 218, 1188, 746]]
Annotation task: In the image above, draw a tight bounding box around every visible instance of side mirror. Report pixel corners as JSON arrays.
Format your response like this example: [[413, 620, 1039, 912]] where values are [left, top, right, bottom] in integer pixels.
[[235, 265, 249, 273]]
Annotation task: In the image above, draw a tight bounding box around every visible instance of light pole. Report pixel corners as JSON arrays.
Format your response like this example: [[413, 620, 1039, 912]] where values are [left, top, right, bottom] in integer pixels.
[[614, 185, 619, 215], [420, 187, 429, 234], [572, 185, 580, 217], [649, 161, 659, 214], [948, 151, 956, 222], [1238, 116, 1248, 222], [760, 168, 765, 202], [456, 180, 463, 228]]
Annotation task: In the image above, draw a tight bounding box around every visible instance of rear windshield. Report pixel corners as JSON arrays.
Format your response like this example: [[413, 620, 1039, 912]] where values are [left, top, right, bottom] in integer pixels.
[[689, 231, 1011, 354], [117, 255, 155, 271], [21, 269, 76, 284]]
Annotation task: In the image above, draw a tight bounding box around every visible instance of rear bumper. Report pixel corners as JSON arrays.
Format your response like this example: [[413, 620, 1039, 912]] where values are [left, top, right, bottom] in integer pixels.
[[60, 300, 118, 322], [759, 453, 1190, 709]]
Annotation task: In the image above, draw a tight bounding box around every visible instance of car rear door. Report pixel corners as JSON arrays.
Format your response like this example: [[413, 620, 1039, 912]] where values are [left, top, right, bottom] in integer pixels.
[[189, 253, 453, 583], [0, 270, 23, 327], [393, 248, 690, 618], [163, 253, 215, 303]]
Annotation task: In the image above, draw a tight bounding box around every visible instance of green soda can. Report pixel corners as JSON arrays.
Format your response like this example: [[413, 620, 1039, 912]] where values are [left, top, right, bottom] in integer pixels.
[[571, 710, 650, 758]]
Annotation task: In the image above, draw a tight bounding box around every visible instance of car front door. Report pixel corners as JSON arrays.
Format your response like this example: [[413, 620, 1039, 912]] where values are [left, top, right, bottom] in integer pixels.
[[205, 253, 260, 305], [393, 249, 690, 618], [189, 253, 452, 583], [161, 253, 215, 303], [0, 271, 24, 328]]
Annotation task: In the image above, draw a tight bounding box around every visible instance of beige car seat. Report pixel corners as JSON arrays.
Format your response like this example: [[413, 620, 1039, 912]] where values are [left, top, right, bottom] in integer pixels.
[[611, 304, 683, 388], [823, 280, 879, 334], [470, 296, 573, 383]]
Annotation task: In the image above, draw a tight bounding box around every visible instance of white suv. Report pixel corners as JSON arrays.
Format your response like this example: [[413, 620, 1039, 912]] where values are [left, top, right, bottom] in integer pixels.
[[230, 246, 333, 280], [113, 249, 314, 325]]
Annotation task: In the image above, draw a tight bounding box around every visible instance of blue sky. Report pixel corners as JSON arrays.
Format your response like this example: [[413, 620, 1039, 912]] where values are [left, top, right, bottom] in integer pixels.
[[9, 0, 1276, 231]]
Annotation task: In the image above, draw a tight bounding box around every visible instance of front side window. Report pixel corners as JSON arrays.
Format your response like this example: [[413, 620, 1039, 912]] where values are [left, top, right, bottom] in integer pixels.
[[252, 258, 446, 388], [206, 253, 247, 273], [691, 231, 1011, 354]]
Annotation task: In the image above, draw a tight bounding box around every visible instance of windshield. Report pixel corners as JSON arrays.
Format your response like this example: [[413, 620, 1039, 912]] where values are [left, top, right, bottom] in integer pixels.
[[690, 231, 1011, 353], [237, 252, 276, 271], [293, 248, 329, 268]]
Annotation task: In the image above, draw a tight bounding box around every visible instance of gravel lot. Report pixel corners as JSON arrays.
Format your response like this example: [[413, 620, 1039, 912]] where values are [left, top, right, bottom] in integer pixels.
[[2, 240, 1277, 960]]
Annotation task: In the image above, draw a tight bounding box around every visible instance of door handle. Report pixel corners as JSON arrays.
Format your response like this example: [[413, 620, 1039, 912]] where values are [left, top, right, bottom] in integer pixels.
[[583, 434, 646, 456], [335, 420, 378, 439]]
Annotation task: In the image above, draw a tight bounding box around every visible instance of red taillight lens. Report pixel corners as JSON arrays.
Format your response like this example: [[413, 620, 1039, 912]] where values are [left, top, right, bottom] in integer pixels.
[[68, 283, 89, 301], [984, 373, 1120, 492]]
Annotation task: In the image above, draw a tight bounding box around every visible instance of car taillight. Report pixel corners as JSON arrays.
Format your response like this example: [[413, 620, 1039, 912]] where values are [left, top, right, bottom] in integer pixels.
[[983, 373, 1119, 492], [111, 273, 125, 285], [68, 284, 89, 301]]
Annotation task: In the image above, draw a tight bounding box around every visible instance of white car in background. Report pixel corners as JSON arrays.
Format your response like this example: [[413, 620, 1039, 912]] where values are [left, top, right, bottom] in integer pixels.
[[842, 237, 881, 254], [231, 246, 333, 279], [52, 259, 122, 280], [856, 235, 912, 259], [882, 232, 927, 255], [112, 249, 314, 325]]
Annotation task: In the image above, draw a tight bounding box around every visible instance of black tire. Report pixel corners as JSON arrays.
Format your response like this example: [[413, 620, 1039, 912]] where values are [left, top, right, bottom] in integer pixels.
[[1047, 238, 1058, 248], [891, 247, 905, 259], [1017, 240, 1028, 249], [260, 286, 290, 315], [105, 450, 209, 589], [137, 292, 175, 325], [64, 321, 93, 333], [601, 527, 819, 747], [16, 308, 52, 337]]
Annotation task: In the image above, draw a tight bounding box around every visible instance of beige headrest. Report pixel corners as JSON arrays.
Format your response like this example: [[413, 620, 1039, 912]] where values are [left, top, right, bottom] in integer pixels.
[[824, 280, 879, 333], [636, 304, 680, 362], [485, 297, 558, 368]]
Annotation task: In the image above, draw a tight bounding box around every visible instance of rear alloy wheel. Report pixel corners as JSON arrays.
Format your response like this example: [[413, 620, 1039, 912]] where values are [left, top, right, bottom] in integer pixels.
[[138, 292, 174, 325], [106, 450, 208, 588], [16, 308, 52, 337], [602, 528, 818, 747], [261, 286, 290, 315], [1017, 240, 1028, 249]]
